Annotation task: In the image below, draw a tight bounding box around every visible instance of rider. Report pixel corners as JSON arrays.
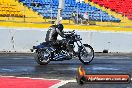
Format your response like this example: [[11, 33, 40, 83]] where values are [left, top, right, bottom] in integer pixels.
[[45, 23, 66, 49]]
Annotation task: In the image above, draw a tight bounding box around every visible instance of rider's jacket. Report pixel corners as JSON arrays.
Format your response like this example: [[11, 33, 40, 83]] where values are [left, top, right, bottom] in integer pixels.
[[45, 25, 65, 42]]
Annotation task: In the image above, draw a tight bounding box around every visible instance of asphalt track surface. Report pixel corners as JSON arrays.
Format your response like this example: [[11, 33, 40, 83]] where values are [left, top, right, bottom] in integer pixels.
[[0, 53, 132, 88]]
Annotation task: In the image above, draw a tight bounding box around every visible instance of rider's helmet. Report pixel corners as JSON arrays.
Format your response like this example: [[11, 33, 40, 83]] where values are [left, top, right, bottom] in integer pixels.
[[57, 24, 64, 31]]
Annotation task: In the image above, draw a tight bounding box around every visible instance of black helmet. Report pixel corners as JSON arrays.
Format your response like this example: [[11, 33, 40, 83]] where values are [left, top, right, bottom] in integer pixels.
[[57, 24, 64, 31]]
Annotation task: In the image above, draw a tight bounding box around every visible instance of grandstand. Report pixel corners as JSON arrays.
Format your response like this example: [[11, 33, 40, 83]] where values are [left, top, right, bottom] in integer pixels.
[[0, 0, 45, 23], [19, 0, 120, 22], [0, 0, 131, 29], [86, 0, 132, 27], [0, 0, 24, 17], [90, 0, 132, 20]]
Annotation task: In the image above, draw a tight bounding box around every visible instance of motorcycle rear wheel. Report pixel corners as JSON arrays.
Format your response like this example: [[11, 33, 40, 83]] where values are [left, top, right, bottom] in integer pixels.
[[35, 49, 50, 65], [79, 44, 94, 65]]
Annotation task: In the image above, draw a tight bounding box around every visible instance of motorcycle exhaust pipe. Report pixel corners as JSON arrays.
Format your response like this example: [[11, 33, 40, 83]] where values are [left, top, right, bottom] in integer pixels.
[[53, 54, 67, 61]]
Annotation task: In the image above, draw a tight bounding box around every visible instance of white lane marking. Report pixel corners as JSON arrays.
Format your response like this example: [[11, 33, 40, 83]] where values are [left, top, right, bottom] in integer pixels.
[[12, 58, 25, 60], [1, 68, 14, 72], [50, 80, 76, 88], [0, 75, 60, 81], [92, 67, 119, 70]]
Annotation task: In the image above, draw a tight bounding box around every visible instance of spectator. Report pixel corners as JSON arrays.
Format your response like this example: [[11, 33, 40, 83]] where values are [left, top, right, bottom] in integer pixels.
[[83, 12, 89, 21], [78, 14, 83, 24], [71, 11, 77, 24], [83, 12, 89, 24]]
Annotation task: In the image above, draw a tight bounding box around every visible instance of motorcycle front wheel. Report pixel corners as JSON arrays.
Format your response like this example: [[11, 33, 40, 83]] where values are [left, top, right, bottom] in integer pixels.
[[35, 49, 50, 65], [79, 44, 94, 65]]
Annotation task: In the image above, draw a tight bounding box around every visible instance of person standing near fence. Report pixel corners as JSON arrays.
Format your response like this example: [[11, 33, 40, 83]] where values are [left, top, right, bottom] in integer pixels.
[[71, 11, 77, 24], [83, 12, 89, 22]]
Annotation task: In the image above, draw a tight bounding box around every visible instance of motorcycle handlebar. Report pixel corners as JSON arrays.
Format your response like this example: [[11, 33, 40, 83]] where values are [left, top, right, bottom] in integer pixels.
[[64, 30, 75, 34], [64, 32, 82, 41]]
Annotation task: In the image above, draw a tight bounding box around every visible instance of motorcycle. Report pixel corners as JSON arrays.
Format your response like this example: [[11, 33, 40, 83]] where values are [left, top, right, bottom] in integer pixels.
[[32, 30, 94, 65]]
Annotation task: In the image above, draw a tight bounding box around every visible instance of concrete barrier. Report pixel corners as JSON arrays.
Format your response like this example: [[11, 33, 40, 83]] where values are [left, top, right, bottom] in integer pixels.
[[91, 31, 132, 52], [13, 28, 47, 52], [0, 27, 132, 53], [0, 27, 13, 51]]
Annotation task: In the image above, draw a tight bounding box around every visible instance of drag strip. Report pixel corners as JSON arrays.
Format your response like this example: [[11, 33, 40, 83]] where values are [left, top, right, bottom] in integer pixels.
[[0, 54, 132, 88]]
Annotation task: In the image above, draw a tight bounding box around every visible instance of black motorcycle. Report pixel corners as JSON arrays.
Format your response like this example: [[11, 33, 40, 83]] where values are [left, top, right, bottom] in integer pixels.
[[32, 30, 94, 65]]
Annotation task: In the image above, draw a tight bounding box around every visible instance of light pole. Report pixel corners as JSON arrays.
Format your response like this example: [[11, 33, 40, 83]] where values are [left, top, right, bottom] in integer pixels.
[[76, 0, 82, 24], [23, 4, 26, 22], [50, 0, 53, 21], [77, 2, 79, 24], [56, 0, 65, 24]]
